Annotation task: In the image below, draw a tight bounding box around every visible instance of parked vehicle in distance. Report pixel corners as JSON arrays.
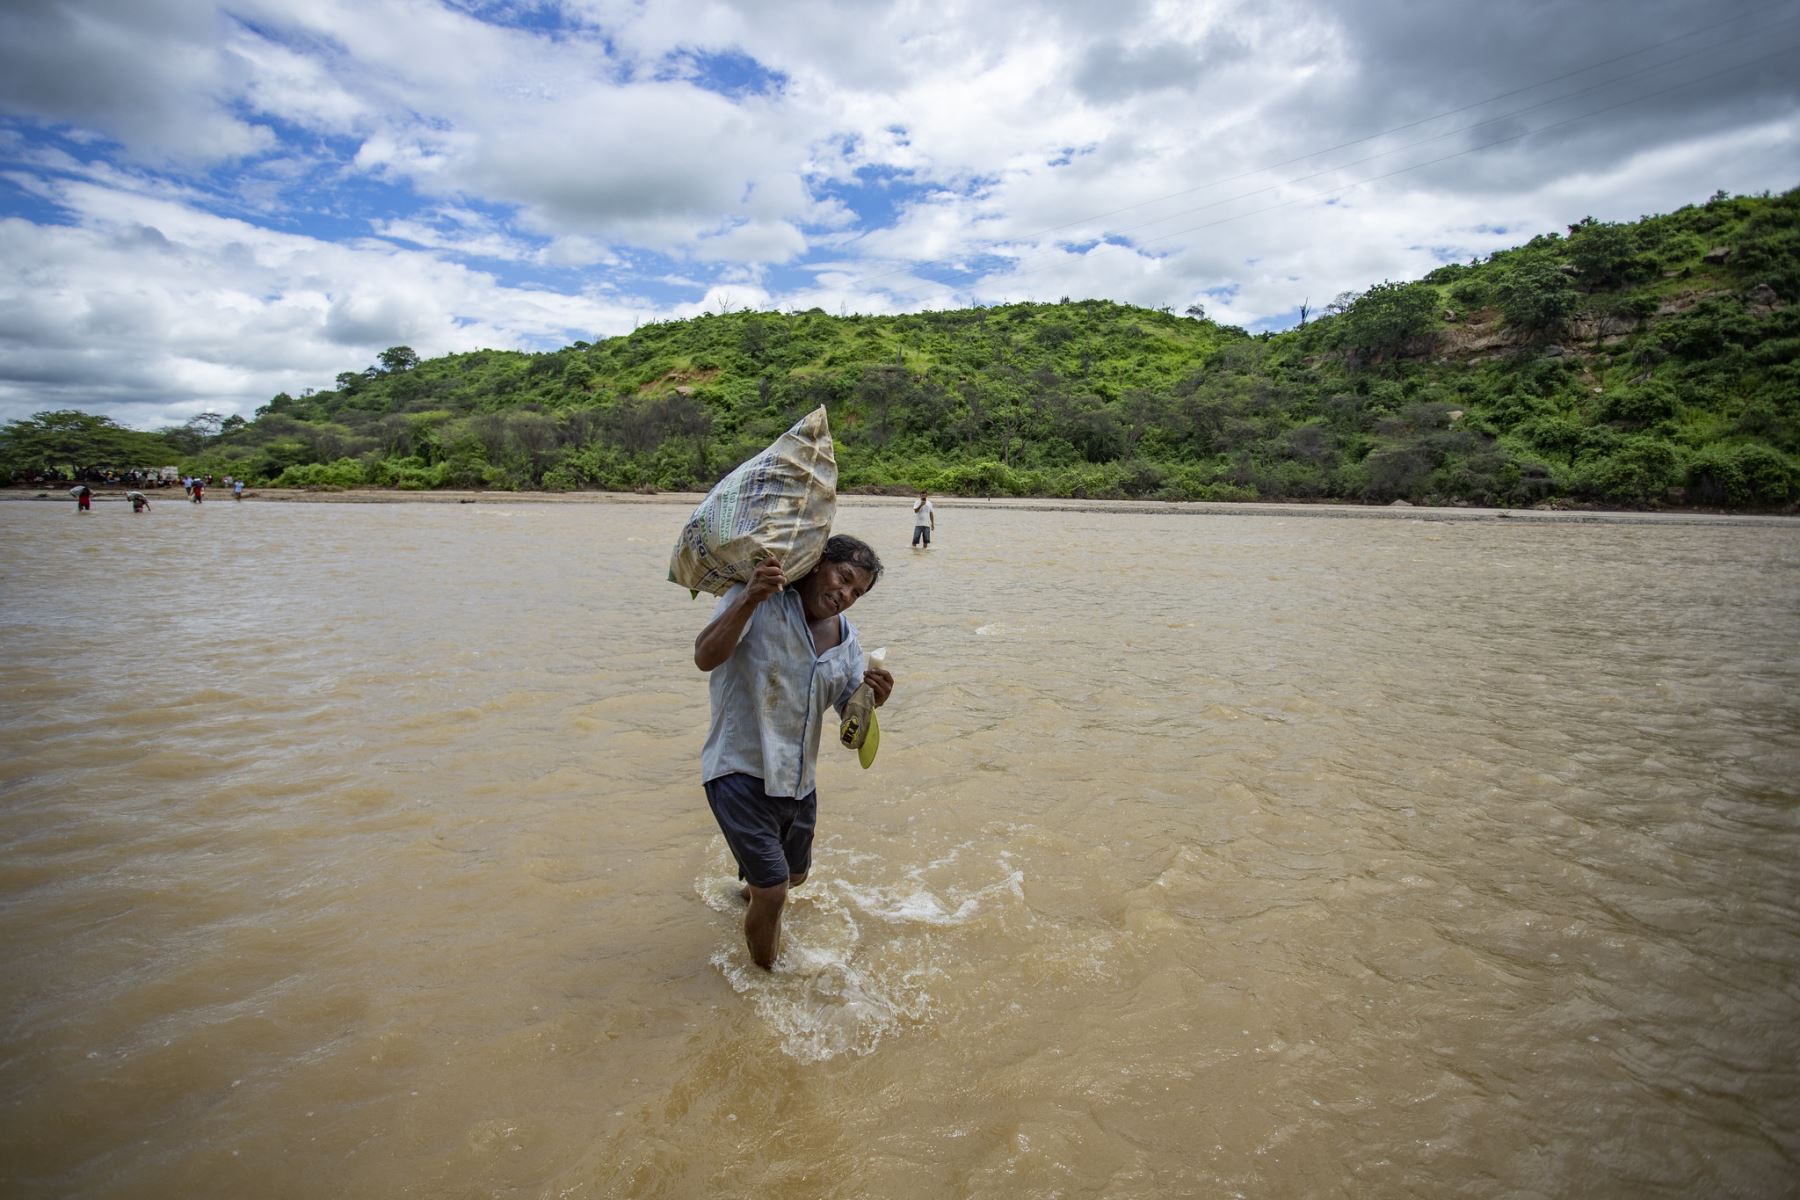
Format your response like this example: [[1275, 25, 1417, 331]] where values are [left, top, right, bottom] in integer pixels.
[[158, 466, 180, 486]]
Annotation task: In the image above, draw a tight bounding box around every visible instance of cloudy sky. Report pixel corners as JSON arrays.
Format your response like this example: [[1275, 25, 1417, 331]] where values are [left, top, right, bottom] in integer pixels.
[[2, 0, 1796, 429]]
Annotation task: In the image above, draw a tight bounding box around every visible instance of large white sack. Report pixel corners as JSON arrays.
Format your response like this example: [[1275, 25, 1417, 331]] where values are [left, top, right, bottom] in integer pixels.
[[668, 406, 837, 596]]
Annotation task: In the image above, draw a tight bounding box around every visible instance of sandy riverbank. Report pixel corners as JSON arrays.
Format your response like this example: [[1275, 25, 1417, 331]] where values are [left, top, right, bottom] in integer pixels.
[[7, 484, 1796, 527]]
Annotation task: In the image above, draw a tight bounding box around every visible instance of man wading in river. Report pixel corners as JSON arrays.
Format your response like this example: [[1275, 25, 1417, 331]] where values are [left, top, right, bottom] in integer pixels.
[[694, 535, 894, 969]]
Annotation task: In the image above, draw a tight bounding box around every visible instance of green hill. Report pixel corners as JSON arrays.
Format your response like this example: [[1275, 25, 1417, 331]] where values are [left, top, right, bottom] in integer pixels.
[[8, 187, 1798, 509]]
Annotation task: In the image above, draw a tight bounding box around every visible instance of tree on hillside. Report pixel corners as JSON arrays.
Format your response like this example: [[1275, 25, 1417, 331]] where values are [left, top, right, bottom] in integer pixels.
[[1335, 281, 1439, 362], [604, 393, 713, 478], [1059, 397, 1126, 462], [161, 411, 228, 454], [738, 317, 779, 365], [379, 346, 420, 373], [1496, 259, 1579, 338], [851, 365, 907, 447], [163, 410, 226, 453], [1565, 218, 1653, 289]]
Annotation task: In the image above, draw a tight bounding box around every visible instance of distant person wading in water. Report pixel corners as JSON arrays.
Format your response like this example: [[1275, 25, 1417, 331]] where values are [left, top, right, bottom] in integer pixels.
[[693, 535, 894, 969], [911, 491, 935, 549]]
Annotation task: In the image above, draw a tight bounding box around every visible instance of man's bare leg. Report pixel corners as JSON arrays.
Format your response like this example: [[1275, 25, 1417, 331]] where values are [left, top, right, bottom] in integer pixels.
[[741, 872, 805, 903], [744, 881, 787, 969]]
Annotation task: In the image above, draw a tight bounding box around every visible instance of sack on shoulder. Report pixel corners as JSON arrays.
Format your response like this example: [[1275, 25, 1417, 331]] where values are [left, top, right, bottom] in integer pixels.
[[668, 406, 837, 596]]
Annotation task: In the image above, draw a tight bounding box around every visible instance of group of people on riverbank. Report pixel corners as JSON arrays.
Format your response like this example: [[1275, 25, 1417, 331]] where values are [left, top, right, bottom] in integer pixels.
[[180, 474, 245, 502], [70, 484, 152, 513], [18, 467, 166, 488], [69, 477, 245, 512]]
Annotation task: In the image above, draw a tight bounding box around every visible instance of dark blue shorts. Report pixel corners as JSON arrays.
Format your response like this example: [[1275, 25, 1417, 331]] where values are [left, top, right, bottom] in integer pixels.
[[704, 773, 816, 889]]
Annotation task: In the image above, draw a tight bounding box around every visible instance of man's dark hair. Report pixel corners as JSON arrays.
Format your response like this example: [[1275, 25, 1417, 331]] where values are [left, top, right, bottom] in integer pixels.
[[822, 533, 884, 588]]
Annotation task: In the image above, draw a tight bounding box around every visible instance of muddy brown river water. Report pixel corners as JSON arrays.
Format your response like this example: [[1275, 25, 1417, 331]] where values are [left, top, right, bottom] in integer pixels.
[[2, 495, 1797, 1198]]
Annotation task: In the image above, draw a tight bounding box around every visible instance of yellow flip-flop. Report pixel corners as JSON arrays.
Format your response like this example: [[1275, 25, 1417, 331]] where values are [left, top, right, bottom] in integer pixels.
[[857, 706, 880, 769]]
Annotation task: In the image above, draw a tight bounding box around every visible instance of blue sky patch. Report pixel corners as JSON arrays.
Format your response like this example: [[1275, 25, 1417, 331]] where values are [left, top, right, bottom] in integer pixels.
[[673, 50, 789, 98]]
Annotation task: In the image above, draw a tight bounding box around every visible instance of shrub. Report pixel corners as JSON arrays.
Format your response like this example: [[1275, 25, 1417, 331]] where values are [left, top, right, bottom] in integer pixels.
[[1565, 218, 1655, 288], [438, 453, 490, 489], [1448, 278, 1494, 310], [1259, 458, 1331, 499], [1684, 443, 1797, 507], [1483, 387, 1552, 426], [1496, 259, 1579, 336], [1516, 415, 1586, 459], [1335, 281, 1440, 361], [1194, 481, 1258, 502], [271, 457, 368, 489], [367, 455, 447, 490], [1731, 201, 1800, 297], [1660, 299, 1756, 359], [926, 459, 1023, 496], [1359, 442, 1435, 501], [1749, 336, 1800, 367], [1116, 459, 1168, 497], [1426, 441, 1514, 505], [837, 455, 908, 492], [1600, 380, 1679, 427], [1575, 436, 1679, 505], [1506, 460, 1558, 505]]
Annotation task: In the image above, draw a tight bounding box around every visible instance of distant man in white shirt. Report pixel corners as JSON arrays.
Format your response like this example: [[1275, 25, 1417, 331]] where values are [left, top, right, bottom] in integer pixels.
[[911, 491, 935, 549]]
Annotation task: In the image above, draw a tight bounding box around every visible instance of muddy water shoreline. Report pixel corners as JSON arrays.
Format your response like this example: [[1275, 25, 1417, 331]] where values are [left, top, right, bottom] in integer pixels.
[[6, 484, 1795, 528]]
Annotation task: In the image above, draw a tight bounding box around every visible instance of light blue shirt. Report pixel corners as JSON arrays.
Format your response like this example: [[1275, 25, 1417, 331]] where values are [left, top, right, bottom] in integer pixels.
[[702, 583, 865, 797]]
